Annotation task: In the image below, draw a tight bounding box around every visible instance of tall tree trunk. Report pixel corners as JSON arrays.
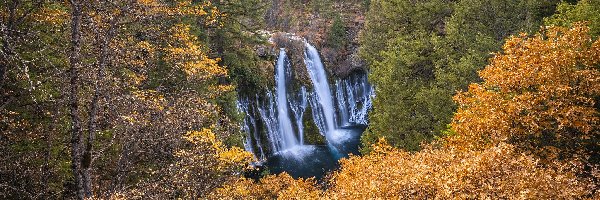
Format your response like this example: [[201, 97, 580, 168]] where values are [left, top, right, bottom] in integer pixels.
[[68, 0, 85, 199], [42, 114, 53, 199], [82, 27, 110, 199], [82, 8, 123, 195]]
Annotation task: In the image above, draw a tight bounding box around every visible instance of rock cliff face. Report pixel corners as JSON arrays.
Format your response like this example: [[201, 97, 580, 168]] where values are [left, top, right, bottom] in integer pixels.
[[260, 0, 368, 82]]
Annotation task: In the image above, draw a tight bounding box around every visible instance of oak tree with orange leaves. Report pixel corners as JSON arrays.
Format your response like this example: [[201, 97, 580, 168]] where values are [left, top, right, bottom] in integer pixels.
[[449, 23, 599, 165]]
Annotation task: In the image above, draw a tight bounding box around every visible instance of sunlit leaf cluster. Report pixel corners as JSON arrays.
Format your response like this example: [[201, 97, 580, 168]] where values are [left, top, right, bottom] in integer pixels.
[[164, 24, 228, 81]]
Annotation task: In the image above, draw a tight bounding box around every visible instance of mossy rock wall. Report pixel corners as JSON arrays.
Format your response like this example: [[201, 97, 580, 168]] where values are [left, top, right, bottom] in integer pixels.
[[302, 106, 326, 145]]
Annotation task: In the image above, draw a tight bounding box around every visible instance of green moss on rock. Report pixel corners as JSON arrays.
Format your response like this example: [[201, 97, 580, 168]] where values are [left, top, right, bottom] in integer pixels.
[[302, 106, 326, 145]]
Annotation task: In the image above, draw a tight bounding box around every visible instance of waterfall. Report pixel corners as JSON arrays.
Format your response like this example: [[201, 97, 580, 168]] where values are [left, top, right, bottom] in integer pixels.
[[237, 41, 374, 161], [257, 91, 280, 152], [304, 42, 350, 159], [345, 79, 357, 125], [337, 73, 373, 126], [354, 75, 374, 125], [289, 87, 307, 144], [275, 49, 300, 150], [304, 43, 336, 136], [335, 80, 349, 127], [336, 75, 375, 125], [238, 98, 266, 160], [238, 99, 254, 153]]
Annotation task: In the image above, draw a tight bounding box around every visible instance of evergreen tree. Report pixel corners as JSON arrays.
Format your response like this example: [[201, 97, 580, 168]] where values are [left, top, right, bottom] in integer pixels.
[[360, 0, 453, 152], [327, 15, 348, 50], [544, 0, 600, 37]]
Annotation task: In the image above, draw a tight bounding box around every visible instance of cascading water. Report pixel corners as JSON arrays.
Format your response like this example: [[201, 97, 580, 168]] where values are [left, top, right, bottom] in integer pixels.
[[289, 87, 307, 144], [308, 92, 327, 135], [257, 91, 280, 152], [238, 99, 254, 152], [335, 73, 373, 126], [238, 98, 266, 160], [304, 43, 347, 158], [275, 49, 299, 150], [304, 43, 337, 136], [335, 80, 349, 126], [237, 40, 374, 178]]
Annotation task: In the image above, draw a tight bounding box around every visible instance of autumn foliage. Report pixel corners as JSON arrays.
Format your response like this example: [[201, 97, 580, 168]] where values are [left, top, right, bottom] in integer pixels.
[[1, 0, 247, 198], [214, 139, 595, 199], [449, 23, 600, 158], [327, 139, 592, 199], [111, 129, 252, 199], [211, 173, 321, 199], [336, 22, 599, 199], [2, 0, 599, 198]]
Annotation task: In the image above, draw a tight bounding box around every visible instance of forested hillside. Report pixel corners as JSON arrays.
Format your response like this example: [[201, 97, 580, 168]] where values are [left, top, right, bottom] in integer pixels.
[[1, 0, 598, 199]]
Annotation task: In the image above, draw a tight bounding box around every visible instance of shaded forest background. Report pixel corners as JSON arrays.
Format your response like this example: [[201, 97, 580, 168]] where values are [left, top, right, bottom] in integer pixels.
[[0, 0, 599, 199]]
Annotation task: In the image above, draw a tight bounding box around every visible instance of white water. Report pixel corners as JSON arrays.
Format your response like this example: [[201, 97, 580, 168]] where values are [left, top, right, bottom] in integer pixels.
[[308, 92, 327, 135], [304, 43, 337, 137], [335, 80, 349, 126], [238, 42, 374, 160], [275, 49, 299, 150], [289, 87, 307, 144], [335, 74, 373, 126], [238, 99, 254, 153], [257, 91, 280, 152], [238, 98, 266, 160]]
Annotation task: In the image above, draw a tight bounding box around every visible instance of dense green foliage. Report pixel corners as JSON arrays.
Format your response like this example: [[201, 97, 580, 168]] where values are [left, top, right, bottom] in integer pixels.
[[361, 0, 565, 152], [545, 0, 600, 37], [359, 0, 453, 151], [211, 0, 274, 97]]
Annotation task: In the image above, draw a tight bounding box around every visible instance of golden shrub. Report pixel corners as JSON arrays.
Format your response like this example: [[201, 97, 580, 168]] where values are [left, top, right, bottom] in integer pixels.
[[214, 139, 593, 199], [211, 173, 321, 200]]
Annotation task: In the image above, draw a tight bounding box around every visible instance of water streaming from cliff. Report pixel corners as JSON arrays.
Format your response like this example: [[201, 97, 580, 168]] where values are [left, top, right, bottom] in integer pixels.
[[275, 49, 300, 150], [289, 87, 307, 144], [238, 42, 374, 178], [336, 74, 373, 126], [304, 43, 336, 137]]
